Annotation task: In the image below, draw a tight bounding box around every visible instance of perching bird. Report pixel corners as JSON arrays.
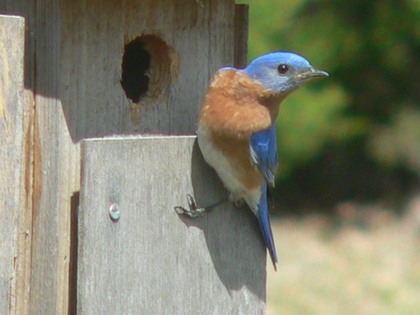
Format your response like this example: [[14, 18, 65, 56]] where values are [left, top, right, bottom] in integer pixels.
[[176, 52, 328, 270]]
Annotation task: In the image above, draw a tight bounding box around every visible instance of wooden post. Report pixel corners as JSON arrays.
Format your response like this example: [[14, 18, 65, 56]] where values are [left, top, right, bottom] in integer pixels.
[[234, 4, 249, 69], [0, 15, 32, 315], [78, 136, 266, 314], [0, 1, 259, 313]]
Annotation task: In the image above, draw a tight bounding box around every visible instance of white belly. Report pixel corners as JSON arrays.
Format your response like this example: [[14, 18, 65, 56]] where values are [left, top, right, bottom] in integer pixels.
[[197, 124, 261, 213]]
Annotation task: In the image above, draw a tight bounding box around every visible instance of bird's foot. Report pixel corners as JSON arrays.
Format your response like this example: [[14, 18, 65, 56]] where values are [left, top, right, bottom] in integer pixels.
[[232, 199, 245, 208], [175, 195, 229, 218], [230, 193, 244, 208], [174, 194, 206, 218]]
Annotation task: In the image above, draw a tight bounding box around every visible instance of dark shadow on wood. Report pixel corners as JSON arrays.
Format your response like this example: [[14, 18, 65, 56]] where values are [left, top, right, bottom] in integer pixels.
[[234, 4, 249, 69], [178, 140, 267, 301], [68, 191, 79, 315]]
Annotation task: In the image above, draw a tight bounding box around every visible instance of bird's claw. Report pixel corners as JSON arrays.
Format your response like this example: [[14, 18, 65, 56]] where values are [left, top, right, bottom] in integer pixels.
[[174, 194, 206, 218], [233, 199, 244, 208]]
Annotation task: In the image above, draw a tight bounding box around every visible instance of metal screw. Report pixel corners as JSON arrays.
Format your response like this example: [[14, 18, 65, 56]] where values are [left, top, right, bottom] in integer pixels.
[[109, 203, 121, 222]]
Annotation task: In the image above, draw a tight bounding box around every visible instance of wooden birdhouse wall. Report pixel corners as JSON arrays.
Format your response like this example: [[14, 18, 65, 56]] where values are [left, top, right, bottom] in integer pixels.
[[0, 1, 263, 315]]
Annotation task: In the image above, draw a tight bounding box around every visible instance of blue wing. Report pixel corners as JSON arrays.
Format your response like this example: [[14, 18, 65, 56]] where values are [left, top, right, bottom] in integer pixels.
[[258, 182, 278, 270], [250, 125, 279, 269], [250, 124, 278, 186]]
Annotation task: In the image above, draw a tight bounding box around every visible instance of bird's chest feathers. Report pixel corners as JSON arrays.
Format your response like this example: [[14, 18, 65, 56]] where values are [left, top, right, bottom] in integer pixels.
[[199, 70, 285, 139], [213, 133, 263, 191], [198, 70, 285, 192], [198, 126, 263, 193]]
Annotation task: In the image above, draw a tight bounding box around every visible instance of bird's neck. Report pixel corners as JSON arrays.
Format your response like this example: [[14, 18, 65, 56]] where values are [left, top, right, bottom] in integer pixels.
[[259, 93, 287, 123]]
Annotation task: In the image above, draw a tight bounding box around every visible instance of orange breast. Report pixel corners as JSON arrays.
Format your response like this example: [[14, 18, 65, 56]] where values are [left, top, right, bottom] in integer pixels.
[[198, 69, 285, 191]]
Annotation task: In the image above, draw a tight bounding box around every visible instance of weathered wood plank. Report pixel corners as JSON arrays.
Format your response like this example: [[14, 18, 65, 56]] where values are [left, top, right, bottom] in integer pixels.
[[0, 1, 237, 314], [78, 136, 266, 314], [0, 15, 32, 315], [61, 0, 236, 139]]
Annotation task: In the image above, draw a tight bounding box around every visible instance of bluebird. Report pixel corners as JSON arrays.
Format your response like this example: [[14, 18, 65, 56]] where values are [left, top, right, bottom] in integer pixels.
[[176, 52, 328, 270]]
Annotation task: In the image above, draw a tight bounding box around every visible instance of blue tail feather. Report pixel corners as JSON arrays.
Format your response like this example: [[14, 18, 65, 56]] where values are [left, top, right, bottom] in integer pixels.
[[258, 182, 278, 270]]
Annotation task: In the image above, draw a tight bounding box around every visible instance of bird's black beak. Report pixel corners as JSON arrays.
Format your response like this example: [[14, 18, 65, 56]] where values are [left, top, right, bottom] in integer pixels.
[[297, 67, 329, 80]]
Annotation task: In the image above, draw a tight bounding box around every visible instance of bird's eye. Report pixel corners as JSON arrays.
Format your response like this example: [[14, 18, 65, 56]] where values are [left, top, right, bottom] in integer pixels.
[[277, 64, 289, 75]]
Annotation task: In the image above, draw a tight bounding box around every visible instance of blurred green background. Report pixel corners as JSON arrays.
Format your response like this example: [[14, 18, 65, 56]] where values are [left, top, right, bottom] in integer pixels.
[[235, 1, 420, 314], [239, 0, 419, 213]]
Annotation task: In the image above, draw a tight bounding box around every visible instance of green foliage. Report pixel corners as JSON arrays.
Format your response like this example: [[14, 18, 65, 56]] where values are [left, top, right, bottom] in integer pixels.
[[239, 0, 420, 208], [277, 84, 368, 177]]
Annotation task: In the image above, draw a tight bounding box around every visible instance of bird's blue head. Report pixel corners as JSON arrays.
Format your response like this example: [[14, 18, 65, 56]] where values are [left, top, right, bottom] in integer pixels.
[[243, 52, 328, 94]]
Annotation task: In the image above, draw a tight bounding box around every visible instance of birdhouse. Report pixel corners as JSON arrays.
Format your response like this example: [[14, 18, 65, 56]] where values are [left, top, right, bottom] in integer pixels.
[[0, 1, 266, 314]]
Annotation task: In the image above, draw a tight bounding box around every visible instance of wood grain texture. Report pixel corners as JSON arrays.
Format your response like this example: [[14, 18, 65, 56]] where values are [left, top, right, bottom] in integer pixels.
[[78, 136, 266, 314], [0, 1, 237, 314], [0, 15, 32, 315], [60, 0, 236, 139]]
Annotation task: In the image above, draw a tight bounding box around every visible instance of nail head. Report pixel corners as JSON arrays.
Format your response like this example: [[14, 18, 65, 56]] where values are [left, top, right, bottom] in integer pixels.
[[109, 203, 121, 221]]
